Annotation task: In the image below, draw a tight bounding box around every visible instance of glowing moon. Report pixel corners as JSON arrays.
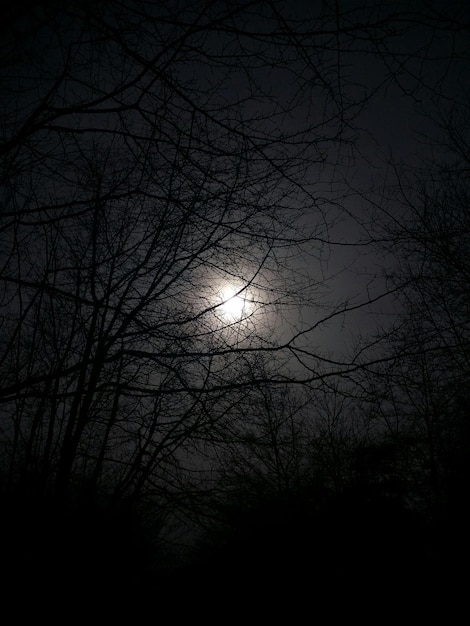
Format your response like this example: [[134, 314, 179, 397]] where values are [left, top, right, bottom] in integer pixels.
[[219, 285, 248, 320]]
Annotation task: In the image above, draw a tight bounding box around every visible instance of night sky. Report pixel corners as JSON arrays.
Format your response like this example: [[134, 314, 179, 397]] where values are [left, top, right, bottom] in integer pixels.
[[1, 0, 469, 617]]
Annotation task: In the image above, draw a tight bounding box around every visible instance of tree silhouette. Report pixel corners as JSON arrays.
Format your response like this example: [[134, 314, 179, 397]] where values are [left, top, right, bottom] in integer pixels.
[[354, 102, 470, 597], [1, 0, 469, 609]]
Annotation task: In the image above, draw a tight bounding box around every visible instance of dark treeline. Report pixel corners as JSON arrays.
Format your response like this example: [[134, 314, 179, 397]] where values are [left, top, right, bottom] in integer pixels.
[[0, 0, 469, 615]]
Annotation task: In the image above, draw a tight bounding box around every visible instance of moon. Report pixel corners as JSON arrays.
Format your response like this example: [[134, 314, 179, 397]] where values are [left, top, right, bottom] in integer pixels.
[[219, 285, 249, 320]]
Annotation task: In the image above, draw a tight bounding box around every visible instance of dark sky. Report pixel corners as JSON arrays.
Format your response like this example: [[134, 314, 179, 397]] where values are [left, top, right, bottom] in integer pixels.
[[2, 0, 468, 366]]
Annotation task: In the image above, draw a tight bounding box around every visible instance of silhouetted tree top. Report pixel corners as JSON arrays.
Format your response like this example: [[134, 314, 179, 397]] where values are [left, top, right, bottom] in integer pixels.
[[0, 3, 469, 606]]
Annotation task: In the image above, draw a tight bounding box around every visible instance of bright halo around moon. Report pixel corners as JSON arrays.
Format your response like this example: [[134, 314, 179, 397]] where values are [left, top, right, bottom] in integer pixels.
[[218, 285, 250, 321]]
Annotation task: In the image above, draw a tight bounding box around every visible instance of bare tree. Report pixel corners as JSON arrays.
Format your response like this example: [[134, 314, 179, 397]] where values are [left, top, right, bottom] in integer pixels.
[[1, 4, 469, 599], [0, 0, 371, 508], [351, 96, 470, 596]]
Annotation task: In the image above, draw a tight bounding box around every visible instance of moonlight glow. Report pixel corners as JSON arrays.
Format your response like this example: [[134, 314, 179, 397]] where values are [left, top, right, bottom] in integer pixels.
[[218, 285, 250, 321]]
